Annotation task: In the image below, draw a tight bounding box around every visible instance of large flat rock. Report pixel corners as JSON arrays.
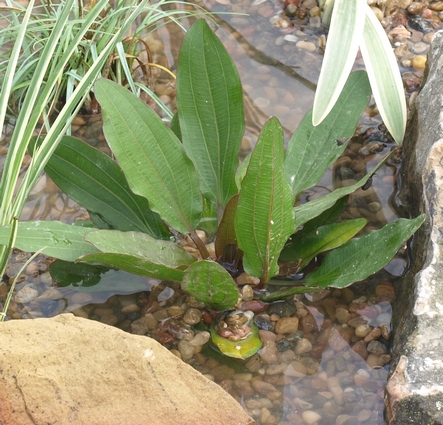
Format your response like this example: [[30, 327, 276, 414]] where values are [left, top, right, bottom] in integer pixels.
[[0, 314, 254, 425], [387, 30, 443, 425]]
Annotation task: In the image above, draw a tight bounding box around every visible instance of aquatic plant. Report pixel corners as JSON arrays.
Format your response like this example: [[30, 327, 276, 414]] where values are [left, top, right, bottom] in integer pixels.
[[316, 0, 406, 144], [0, 19, 423, 357]]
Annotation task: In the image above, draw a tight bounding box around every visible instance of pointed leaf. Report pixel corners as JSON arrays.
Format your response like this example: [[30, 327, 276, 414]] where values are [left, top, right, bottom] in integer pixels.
[[312, 0, 366, 125], [95, 78, 202, 234], [235, 117, 295, 283], [304, 215, 425, 288], [182, 260, 239, 310], [279, 219, 367, 269], [294, 152, 393, 228], [360, 4, 407, 144], [177, 19, 244, 210], [0, 221, 98, 261], [285, 71, 371, 197], [36, 136, 169, 238]]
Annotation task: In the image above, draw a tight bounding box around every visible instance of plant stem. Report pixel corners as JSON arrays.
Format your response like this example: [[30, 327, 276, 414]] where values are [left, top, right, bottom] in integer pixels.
[[189, 230, 211, 259]]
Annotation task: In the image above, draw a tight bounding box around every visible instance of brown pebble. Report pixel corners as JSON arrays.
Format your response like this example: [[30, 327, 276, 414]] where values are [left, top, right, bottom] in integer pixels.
[[183, 307, 202, 325], [352, 340, 369, 360], [275, 317, 299, 334]]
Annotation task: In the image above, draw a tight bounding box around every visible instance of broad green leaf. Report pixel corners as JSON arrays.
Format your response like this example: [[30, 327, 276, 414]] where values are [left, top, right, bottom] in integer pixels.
[[279, 219, 367, 269], [360, 4, 407, 144], [83, 229, 196, 269], [35, 136, 169, 238], [235, 117, 295, 284], [182, 260, 239, 310], [95, 78, 202, 234], [50, 260, 110, 288], [312, 0, 365, 125], [177, 19, 244, 211], [0, 221, 98, 261], [77, 252, 186, 282], [215, 195, 239, 258], [285, 71, 371, 197], [304, 215, 425, 288], [294, 151, 393, 228]]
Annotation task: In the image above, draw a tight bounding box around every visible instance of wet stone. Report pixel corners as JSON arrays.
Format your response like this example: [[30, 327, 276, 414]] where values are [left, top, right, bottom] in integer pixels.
[[267, 300, 296, 317], [183, 307, 202, 325], [367, 340, 388, 355], [275, 317, 299, 334]]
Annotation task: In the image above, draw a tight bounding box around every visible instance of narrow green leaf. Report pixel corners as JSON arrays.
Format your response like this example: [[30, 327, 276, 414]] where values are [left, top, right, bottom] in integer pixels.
[[285, 71, 371, 197], [235, 153, 251, 191], [177, 19, 244, 210], [235, 117, 295, 283], [279, 219, 367, 269], [95, 78, 202, 234], [36, 136, 169, 238], [360, 4, 407, 144], [182, 260, 239, 310], [312, 0, 365, 125], [294, 151, 393, 228], [304, 215, 425, 288], [0, 221, 98, 261]]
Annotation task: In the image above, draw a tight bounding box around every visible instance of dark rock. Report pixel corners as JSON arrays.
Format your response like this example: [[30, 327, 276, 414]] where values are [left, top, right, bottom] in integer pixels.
[[389, 30, 443, 425]]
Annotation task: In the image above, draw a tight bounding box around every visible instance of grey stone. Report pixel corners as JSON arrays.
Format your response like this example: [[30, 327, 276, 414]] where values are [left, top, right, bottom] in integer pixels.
[[388, 30, 443, 425], [0, 314, 254, 425]]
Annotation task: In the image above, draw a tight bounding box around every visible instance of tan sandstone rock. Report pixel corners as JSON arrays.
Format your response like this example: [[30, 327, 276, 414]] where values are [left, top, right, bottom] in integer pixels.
[[0, 314, 255, 425]]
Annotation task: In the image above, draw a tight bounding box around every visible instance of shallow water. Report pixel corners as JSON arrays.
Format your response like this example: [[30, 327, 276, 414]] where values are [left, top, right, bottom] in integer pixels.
[[2, 1, 440, 424]]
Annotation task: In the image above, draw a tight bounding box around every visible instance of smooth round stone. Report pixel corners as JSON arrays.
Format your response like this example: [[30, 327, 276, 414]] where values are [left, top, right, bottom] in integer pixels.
[[408, 2, 426, 14], [294, 338, 312, 354], [430, 1, 443, 11], [177, 340, 194, 361], [236, 272, 260, 286], [14, 284, 39, 304], [296, 40, 316, 52], [251, 380, 279, 396], [259, 340, 279, 364], [412, 55, 427, 69], [302, 410, 322, 424], [335, 307, 351, 324], [355, 324, 372, 338], [189, 331, 210, 347], [327, 377, 344, 405], [120, 303, 140, 314], [364, 327, 382, 342], [183, 307, 202, 325], [100, 314, 118, 326], [358, 409, 373, 422], [275, 317, 299, 334]]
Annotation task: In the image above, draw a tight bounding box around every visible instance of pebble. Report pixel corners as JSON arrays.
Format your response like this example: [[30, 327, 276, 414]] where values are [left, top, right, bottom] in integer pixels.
[[183, 307, 202, 325], [302, 410, 321, 424], [412, 54, 427, 68], [294, 338, 313, 354], [268, 300, 296, 317], [14, 284, 39, 304], [189, 331, 210, 347], [275, 317, 299, 334], [296, 40, 316, 52]]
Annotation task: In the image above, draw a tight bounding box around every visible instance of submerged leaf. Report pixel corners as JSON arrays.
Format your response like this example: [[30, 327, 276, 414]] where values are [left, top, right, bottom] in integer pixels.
[[235, 117, 295, 284]]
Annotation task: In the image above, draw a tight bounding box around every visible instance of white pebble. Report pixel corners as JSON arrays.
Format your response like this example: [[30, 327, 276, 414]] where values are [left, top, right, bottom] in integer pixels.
[[302, 410, 322, 424]]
